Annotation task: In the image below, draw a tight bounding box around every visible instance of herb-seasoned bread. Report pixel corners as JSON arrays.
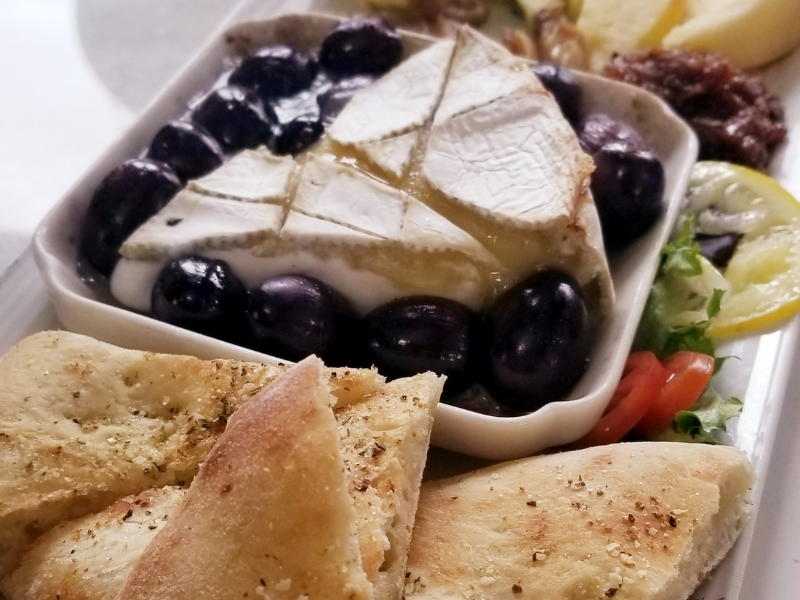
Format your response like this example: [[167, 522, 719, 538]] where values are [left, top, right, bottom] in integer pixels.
[[1, 334, 442, 600], [0, 331, 382, 579], [404, 442, 753, 600], [117, 356, 373, 600], [2, 487, 182, 600]]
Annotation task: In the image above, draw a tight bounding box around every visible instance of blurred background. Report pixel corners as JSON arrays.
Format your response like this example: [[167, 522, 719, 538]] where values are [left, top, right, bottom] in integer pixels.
[[0, 0, 242, 274]]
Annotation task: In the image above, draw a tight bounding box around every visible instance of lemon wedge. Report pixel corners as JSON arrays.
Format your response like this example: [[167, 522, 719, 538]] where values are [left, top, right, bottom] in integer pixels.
[[682, 162, 800, 241], [683, 162, 800, 338], [662, 0, 800, 69], [576, 0, 685, 68], [710, 227, 800, 337]]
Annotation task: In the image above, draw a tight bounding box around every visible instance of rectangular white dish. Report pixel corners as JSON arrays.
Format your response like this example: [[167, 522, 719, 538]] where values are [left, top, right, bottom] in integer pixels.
[[32, 12, 697, 460]]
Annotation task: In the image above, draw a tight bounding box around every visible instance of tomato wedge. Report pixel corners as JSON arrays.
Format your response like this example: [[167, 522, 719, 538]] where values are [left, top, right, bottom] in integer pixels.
[[633, 351, 715, 435], [574, 352, 667, 448]]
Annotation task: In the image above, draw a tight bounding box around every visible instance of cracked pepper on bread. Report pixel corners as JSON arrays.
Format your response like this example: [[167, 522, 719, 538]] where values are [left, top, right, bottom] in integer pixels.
[[404, 443, 753, 600], [0, 333, 442, 600]]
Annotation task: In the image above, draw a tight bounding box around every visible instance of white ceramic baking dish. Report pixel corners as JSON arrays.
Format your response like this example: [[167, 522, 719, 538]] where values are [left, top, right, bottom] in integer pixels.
[[33, 13, 697, 460]]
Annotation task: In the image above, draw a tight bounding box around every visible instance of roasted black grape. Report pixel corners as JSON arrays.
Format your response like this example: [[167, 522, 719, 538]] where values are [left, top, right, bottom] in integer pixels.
[[152, 256, 246, 342], [192, 85, 273, 152], [484, 271, 590, 411], [444, 385, 522, 417], [272, 116, 324, 156], [576, 113, 647, 155], [317, 75, 374, 125], [590, 141, 665, 249], [320, 17, 403, 78], [246, 275, 360, 365], [531, 63, 581, 124], [80, 159, 181, 276], [695, 232, 743, 268], [147, 121, 224, 183], [229, 45, 318, 101], [365, 296, 480, 396]]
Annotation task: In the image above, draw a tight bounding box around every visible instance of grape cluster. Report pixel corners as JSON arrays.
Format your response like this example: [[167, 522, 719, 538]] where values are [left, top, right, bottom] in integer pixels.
[[152, 258, 592, 412]]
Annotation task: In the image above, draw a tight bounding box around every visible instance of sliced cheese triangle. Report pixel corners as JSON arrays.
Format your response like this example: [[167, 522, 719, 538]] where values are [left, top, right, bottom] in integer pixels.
[[425, 92, 587, 229], [119, 189, 284, 261], [116, 356, 372, 600], [359, 131, 421, 179], [329, 39, 456, 146], [433, 27, 545, 125], [188, 146, 296, 203]]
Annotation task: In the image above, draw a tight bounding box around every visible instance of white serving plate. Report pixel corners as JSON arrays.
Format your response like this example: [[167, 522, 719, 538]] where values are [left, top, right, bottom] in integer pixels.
[[33, 13, 696, 460], [5, 3, 800, 599]]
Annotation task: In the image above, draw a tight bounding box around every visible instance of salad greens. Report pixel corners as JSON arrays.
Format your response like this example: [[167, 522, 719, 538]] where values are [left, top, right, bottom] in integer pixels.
[[634, 219, 743, 443]]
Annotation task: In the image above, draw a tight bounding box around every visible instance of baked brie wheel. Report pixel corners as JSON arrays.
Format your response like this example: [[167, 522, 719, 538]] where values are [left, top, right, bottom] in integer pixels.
[[111, 26, 613, 318]]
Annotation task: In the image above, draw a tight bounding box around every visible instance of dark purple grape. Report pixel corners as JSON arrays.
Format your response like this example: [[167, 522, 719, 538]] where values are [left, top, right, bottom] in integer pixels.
[[80, 159, 181, 276], [191, 85, 273, 152], [695, 232, 742, 268], [317, 75, 374, 125], [444, 384, 521, 417], [577, 113, 647, 155], [152, 256, 246, 342], [147, 121, 224, 183], [320, 18, 403, 79], [531, 63, 581, 124], [271, 116, 324, 156], [590, 141, 665, 249], [365, 297, 480, 396], [246, 275, 360, 366], [228, 45, 318, 101], [484, 271, 590, 412]]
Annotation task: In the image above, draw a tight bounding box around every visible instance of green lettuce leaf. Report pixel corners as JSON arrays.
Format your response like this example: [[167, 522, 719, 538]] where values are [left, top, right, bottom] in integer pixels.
[[650, 387, 743, 444], [662, 219, 703, 277], [633, 216, 741, 445]]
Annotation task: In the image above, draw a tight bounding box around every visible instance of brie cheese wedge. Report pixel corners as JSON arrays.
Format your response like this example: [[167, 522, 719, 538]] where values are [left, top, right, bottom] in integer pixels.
[[112, 153, 497, 314]]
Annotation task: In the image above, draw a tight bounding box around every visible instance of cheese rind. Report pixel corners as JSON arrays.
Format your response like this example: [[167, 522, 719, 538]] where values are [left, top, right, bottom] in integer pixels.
[[433, 27, 545, 126], [329, 39, 456, 146], [291, 157, 408, 240], [359, 131, 421, 178], [119, 190, 283, 260], [188, 146, 296, 203], [424, 92, 592, 230]]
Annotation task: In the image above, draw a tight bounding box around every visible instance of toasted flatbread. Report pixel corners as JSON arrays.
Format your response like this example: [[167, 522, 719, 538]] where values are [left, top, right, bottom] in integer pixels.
[[1, 335, 442, 600], [0, 331, 382, 579], [404, 443, 753, 600], [1, 487, 182, 600], [117, 356, 372, 600], [337, 374, 440, 600]]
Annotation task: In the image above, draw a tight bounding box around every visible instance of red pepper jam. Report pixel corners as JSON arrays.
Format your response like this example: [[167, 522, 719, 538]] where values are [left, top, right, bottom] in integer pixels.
[[605, 48, 787, 170]]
